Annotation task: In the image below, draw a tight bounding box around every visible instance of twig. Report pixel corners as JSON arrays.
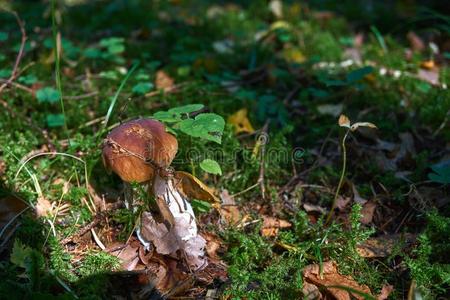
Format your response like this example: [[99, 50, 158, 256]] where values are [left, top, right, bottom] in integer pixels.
[[0, 11, 27, 95], [60, 202, 122, 245]]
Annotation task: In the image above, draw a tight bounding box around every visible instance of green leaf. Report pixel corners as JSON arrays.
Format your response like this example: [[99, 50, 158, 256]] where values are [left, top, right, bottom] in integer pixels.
[[428, 161, 450, 184], [168, 104, 204, 115], [100, 37, 124, 47], [200, 159, 222, 175], [0, 31, 8, 41], [10, 240, 32, 268], [18, 74, 38, 85], [46, 114, 65, 127], [99, 70, 119, 80], [346, 66, 374, 83], [36, 87, 60, 104], [178, 113, 225, 144], [132, 82, 153, 95], [191, 199, 212, 214], [0, 69, 11, 78], [153, 111, 181, 123], [84, 47, 102, 58], [108, 44, 125, 54], [416, 82, 431, 93]]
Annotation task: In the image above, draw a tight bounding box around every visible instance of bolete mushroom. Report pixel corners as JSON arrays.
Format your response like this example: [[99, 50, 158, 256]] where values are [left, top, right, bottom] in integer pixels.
[[102, 118, 207, 270]]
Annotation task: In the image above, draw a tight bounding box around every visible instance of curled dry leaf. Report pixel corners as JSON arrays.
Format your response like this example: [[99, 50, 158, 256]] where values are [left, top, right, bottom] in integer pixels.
[[174, 171, 219, 204], [378, 284, 394, 300], [302, 261, 373, 300], [260, 215, 292, 237], [35, 196, 52, 218], [338, 114, 351, 128]]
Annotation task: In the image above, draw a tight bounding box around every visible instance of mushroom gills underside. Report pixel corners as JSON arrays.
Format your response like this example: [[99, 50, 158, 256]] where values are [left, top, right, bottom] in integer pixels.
[[137, 174, 207, 271]]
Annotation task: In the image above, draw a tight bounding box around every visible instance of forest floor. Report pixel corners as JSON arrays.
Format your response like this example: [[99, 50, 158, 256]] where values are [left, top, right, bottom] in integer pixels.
[[0, 1, 449, 299]]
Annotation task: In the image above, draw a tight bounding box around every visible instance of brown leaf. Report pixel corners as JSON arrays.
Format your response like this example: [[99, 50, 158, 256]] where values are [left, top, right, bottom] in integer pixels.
[[303, 261, 373, 300], [260, 215, 291, 237], [155, 70, 175, 92], [357, 234, 416, 258], [360, 201, 377, 225], [35, 196, 52, 218], [407, 31, 425, 52], [154, 257, 192, 296], [174, 171, 219, 203], [338, 114, 351, 128], [336, 196, 351, 210], [203, 232, 223, 259], [219, 205, 241, 225], [378, 284, 394, 300]]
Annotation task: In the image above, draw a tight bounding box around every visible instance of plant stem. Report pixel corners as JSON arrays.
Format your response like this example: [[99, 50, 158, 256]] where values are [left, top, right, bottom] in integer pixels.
[[326, 129, 349, 225]]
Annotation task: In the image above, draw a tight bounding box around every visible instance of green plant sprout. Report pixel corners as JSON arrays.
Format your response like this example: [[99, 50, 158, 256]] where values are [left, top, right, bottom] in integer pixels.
[[153, 104, 225, 175], [326, 115, 377, 225]]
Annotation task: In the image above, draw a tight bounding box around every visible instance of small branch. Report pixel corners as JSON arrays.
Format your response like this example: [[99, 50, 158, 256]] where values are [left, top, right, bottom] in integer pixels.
[[0, 11, 27, 95]]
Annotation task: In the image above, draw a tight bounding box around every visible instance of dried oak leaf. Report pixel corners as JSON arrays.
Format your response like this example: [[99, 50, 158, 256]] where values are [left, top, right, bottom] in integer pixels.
[[302, 261, 373, 300]]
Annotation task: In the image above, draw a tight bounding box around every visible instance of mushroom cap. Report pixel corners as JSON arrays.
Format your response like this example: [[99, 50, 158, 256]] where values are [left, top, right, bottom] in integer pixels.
[[102, 119, 178, 183]]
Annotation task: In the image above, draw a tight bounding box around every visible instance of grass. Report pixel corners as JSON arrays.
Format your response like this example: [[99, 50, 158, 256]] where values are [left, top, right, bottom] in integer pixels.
[[0, 0, 449, 299]]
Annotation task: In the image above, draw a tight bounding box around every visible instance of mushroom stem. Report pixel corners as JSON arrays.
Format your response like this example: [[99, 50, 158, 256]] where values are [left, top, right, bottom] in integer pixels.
[[138, 172, 207, 271]]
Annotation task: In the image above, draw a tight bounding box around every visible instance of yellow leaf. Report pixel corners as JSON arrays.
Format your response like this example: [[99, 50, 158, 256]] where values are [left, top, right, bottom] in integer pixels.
[[174, 171, 219, 203], [338, 114, 351, 128], [282, 46, 306, 64], [228, 108, 255, 134], [420, 60, 435, 70]]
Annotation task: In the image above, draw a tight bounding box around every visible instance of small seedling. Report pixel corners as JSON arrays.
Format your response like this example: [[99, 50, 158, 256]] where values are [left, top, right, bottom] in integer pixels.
[[326, 115, 377, 225]]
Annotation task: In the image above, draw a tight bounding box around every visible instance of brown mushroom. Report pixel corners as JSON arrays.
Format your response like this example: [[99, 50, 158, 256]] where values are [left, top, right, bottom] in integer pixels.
[[102, 118, 207, 271], [102, 118, 178, 183]]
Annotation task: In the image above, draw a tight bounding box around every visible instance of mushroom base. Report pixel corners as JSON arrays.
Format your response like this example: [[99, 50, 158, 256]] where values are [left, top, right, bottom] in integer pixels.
[[137, 174, 207, 271]]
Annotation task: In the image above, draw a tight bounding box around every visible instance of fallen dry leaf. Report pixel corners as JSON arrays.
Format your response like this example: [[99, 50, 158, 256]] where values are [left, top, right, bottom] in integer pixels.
[[174, 171, 219, 203], [417, 68, 439, 85], [303, 261, 373, 300], [260, 215, 291, 237], [227, 108, 255, 134], [357, 234, 416, 258], [338, 114, 351, 128], [378, 284, 394, 300], [219, 205, 241, 225], [360, 200, 377, 225], [407, 31, 425, 52], [203, 232, 223, 259], [35, 196, 52, 218], [155, 70, 175, 92]]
